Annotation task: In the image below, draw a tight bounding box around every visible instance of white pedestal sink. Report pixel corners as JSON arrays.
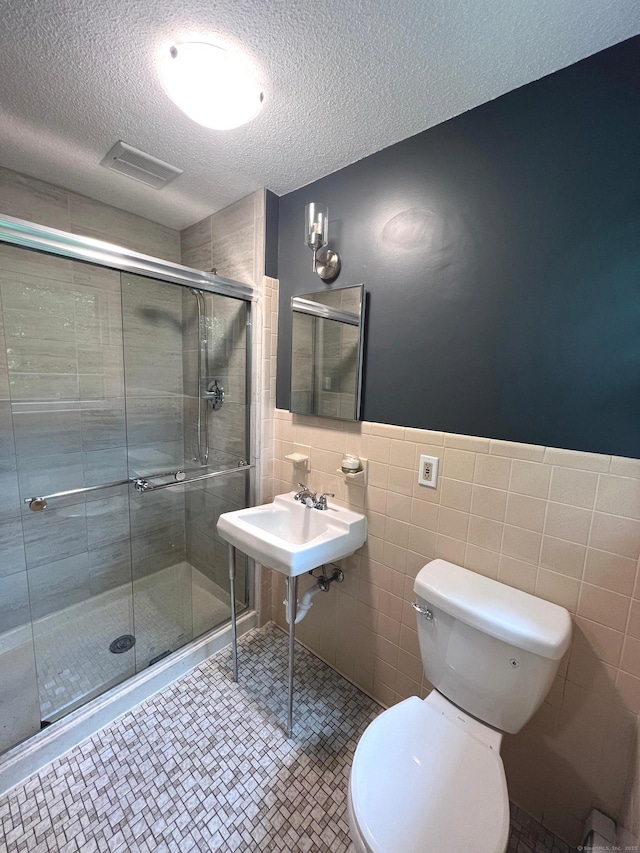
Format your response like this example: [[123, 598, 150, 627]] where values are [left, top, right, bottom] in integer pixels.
[[217, 492, 367, 735]]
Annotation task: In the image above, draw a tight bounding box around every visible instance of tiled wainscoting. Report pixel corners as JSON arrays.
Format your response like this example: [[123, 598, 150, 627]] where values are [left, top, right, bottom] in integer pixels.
[[268, 411, 640, 846], [0, 625, 569, 853]]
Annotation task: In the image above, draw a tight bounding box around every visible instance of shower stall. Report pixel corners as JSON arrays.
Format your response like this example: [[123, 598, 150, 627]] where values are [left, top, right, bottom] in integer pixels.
[[0, 216, 253, 756]]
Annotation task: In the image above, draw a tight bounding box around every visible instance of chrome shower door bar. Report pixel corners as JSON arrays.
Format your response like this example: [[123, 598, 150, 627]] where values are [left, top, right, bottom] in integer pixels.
[[24, 476, 138, 511], [25, 464, 254, 510], [137, 464, 253, 493]]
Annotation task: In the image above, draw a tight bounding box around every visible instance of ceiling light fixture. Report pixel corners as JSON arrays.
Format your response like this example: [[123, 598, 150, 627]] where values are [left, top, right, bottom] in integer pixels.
[[159, 42, 264, 130]]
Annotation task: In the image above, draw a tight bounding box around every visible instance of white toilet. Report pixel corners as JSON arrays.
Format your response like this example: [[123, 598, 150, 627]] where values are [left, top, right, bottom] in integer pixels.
[[348, 559, 572, 853]]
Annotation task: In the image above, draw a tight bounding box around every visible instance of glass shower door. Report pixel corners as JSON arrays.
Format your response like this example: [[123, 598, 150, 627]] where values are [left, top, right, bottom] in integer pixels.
[[121, 274, 250, 672], [121, 273, 193, 669], [0, 214, 254, 756], [5, 250, 136, 724], [181, 287, 251, 633], [0, 243, 251, 741]]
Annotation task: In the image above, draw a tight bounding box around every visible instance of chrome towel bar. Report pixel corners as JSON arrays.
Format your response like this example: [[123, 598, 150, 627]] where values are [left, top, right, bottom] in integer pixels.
[[24, 462, 253, 511]]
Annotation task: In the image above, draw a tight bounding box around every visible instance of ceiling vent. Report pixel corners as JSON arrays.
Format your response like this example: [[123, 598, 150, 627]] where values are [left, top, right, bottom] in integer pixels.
[[100, 141, 183, 189]]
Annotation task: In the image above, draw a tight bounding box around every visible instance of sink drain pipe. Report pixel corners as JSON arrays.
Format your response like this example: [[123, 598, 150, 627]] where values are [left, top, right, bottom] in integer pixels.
[[284, 565, 344, 624]]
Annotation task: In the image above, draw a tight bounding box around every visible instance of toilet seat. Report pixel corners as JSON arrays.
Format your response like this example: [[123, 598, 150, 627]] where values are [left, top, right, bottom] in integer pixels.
[[348, 693, 510, 853]]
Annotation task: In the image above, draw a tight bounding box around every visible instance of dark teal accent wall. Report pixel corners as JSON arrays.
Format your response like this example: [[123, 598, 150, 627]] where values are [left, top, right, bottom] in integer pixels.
[[276, 36, 640, 458]]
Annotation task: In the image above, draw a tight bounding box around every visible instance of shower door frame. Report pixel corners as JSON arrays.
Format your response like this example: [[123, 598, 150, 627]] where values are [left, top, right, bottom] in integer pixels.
[[0, 214, 253, 301]]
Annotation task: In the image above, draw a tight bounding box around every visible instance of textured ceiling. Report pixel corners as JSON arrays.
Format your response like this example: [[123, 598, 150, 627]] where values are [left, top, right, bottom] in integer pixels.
[[0, 0, 638, 231]]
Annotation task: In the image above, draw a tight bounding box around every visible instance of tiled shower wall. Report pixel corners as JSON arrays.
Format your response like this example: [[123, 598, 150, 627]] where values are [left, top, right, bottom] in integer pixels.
[[180, 191, 265, 286], [0, 167, 181, 263], [182, 289, 249, 597], [181, 192, 270, 610], [122, 273, 187, 583], [267, 414, 640, 846]]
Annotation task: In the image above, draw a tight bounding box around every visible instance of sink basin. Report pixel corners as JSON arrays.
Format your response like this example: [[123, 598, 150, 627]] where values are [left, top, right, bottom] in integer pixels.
[[217, 491, 367, 576]]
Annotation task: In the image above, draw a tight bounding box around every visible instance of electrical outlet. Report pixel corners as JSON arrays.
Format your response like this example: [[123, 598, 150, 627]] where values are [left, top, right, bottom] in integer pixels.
[[418, 454, 439, 488]]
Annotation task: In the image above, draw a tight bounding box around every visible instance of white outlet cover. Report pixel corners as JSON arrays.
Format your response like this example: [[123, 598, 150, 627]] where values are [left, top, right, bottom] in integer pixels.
[[418, 454, 439, 488]]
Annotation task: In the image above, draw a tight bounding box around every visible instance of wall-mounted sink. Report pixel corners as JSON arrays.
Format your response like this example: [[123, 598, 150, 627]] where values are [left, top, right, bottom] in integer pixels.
[[218, 491, 367, 737], [217, 491, 367, 575]]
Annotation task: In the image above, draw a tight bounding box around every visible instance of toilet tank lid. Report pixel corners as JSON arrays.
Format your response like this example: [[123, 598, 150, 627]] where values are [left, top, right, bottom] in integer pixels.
[[414, 560, 572, 660]]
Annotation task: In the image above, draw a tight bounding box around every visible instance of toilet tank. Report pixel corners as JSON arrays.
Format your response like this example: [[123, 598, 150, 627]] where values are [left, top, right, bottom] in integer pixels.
[[414, 560, 572, 734]]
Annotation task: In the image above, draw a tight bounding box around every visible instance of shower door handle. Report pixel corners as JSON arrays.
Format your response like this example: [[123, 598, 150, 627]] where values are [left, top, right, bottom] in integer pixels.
[[25, 476, 137, 511], [135, 463, 254, 493], [25, 464, 254, 509]]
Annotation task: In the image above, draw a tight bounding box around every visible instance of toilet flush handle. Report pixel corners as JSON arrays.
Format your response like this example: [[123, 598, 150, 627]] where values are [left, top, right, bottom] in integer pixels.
[[412, 602, 433, 620]]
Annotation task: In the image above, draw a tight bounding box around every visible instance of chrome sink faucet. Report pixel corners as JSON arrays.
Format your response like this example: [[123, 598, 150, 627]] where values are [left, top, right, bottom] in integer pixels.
[[293, 483, 335, 510], [294, 483, 317, 507], [315, 492, 335, 510]]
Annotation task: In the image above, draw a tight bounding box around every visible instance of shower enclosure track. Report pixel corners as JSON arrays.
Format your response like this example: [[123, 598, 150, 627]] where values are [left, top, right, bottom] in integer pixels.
[[0, 214, 254, 301]]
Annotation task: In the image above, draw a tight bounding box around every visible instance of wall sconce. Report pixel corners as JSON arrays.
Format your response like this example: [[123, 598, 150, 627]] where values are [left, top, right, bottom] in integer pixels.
[[304, 203, 341, 282]]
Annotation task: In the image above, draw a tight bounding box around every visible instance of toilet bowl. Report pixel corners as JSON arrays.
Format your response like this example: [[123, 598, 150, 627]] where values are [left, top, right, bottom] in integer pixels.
[[348, 691, 509, 853], [348, 559, 572, 853]]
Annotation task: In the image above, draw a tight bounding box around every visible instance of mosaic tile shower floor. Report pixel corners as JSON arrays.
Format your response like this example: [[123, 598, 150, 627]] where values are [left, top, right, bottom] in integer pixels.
[[26, 565, 229, 723], [0, 624, 570, 852]]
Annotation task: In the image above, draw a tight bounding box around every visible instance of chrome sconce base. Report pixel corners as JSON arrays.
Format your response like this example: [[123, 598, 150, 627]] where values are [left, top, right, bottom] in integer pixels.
[[313, 246, 341, 283]]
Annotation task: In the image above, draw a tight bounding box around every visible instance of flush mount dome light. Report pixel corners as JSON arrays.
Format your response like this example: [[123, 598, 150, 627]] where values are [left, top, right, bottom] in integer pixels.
[[159, 42, 264, 130]]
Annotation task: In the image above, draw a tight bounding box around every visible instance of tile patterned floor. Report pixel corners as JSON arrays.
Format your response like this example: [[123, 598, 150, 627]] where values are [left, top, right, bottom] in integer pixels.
[[0, 624, 571, 852], [508, 804, 571, 853]]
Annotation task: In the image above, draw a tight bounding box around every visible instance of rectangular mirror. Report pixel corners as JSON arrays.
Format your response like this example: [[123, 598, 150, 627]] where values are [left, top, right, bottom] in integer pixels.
[[290, 284, 366, 421]]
